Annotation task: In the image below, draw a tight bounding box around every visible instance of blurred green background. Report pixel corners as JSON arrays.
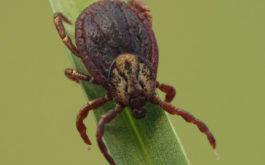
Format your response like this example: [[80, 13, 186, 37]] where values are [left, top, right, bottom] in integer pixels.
[[1, 0, 265, 164]]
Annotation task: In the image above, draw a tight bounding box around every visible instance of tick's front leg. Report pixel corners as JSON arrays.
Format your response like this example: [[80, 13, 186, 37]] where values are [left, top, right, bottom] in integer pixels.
[[97, 104, 123, 165], [156, 81, 176, 103], [128, 0, 152, 25], [54, 13, 80, 57], [76, 95, 111, 145], [64, 68, 97, 84], [151, 95, 216, 149]]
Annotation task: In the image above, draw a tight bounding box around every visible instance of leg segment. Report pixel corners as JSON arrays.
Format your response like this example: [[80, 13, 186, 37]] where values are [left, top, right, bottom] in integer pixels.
[[152, 95, 216, 149], [53, 13, 80, 57], [128, 0, 152, 25], [64, 68, 97, 84], [156, 81, 176, 103], [96, 104, 123, 165], [76, 95, 110, 145]]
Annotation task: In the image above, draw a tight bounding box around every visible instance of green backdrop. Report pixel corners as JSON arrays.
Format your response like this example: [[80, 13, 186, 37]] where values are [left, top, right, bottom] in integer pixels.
[[1, 0, 265, 164]]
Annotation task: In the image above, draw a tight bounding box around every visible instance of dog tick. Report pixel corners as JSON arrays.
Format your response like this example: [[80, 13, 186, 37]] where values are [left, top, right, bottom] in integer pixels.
[[53, 0, 216, 164]]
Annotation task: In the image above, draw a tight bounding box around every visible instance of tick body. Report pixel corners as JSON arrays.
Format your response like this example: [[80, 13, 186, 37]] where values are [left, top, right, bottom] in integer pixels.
[[54, 0, 216, 164]]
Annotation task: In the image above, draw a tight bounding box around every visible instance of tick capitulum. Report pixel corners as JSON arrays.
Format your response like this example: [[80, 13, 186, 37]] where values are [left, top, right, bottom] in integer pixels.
[[53, 0, 216, 165]]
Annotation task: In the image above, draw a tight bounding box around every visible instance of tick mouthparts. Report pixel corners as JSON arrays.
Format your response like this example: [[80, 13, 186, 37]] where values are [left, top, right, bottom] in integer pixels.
[[132, 106, 146, 119], [129, 95, 146, 108]]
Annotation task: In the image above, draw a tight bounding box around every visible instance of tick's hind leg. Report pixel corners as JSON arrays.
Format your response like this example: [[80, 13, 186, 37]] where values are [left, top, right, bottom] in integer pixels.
[[76, 95, 110, 145], [128, 0, 152, 25], [156, 81, 176, 103], [53, 13, 79, 57], [97, 104, 123, 165], [64, 68, 97, 84], [151, 95, 216, 149]]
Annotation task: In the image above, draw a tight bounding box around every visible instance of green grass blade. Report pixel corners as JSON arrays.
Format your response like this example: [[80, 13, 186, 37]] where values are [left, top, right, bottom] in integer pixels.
[[49, 0, 190, 164]]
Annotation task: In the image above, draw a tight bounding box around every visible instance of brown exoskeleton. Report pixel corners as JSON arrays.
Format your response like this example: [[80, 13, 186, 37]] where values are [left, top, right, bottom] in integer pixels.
[[53, 0, 216, 164]]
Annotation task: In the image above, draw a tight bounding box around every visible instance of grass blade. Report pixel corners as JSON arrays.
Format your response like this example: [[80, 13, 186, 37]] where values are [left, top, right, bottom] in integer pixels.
[[49, 0, 190, 164]]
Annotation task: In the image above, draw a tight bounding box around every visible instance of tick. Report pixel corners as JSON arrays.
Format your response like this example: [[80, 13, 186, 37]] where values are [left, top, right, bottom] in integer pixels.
[[53, 0, 216, 164]]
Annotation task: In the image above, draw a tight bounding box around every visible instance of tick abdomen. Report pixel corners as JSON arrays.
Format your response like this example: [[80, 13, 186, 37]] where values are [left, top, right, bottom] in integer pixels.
[[75, 0, 157, 89]]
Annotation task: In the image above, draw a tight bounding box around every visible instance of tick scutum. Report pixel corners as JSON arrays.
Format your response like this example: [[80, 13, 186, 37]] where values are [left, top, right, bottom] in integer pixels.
[[108, 54, 156, 106]]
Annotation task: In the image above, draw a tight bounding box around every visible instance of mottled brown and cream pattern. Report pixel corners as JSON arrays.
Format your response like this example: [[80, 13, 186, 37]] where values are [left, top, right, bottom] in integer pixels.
[[108, 53, 155, 105]]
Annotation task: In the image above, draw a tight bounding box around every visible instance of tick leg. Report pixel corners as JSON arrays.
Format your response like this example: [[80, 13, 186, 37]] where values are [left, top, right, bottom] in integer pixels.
[[156, 81, 176, 103], [151, 95, 216, 149], [97, 104, 123, 165], [64, 68, 97, 84], [128, 0, 152, 25], [53, 13, 80, 57], [76, 95, 110, 145]]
